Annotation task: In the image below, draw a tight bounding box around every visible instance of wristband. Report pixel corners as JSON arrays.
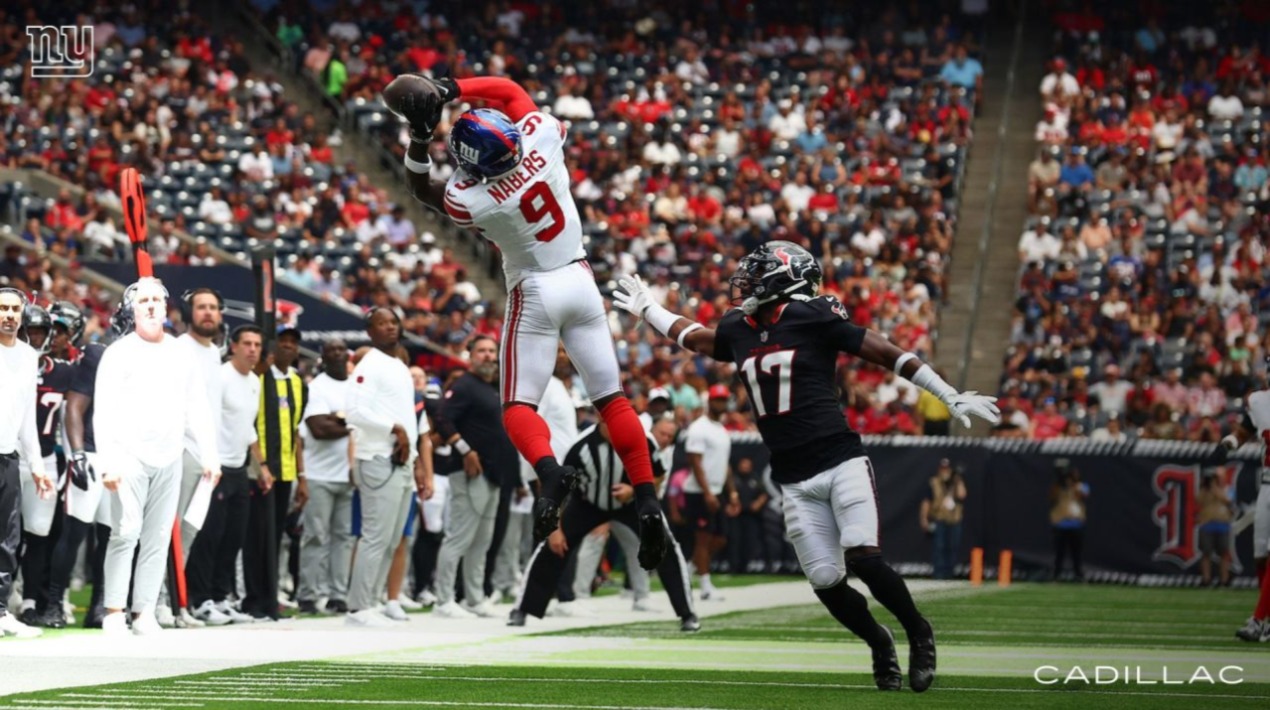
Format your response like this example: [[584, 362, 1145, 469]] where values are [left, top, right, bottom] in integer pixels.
[[454, 439, 472, 456], [908, 363, 957, 401], [892, 352, 918, 375], [644, 302, 680, 338], [404, 153, 433, 175], [1221, 434, 1239, 451], [677, 323, 704, 348]]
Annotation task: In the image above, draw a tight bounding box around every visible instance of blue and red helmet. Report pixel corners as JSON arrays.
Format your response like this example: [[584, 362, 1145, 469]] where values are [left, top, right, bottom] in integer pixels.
[[448, 108, 523, 182]]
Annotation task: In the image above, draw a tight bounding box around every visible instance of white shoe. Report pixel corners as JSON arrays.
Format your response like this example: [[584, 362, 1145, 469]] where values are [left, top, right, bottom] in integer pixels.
[[381, 601, 410, 621], [194, 601, 231, 626], [214, 600, 254, 624], [433, 601, 476, 619], [700, 588, 724, 602], [131, 612, 163, 636], [0, 611, 42, 638], [546, 601, 593, 618], [153, 606, 176, 628], [176, 608, 206, 628], [463, 599, 498, 618], [397, 596, 423, 611], [417, 589, 438, 607], [101, 612, 130, 637], [62, 599, 76, 626], [631, 598, 660, 612], [277, 595, 299, 610], [345, 609, 393, 627]]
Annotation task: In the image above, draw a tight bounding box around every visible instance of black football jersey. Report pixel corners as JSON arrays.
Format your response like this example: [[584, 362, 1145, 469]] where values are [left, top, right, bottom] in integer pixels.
[[69, 342, 105, 453], [712, 296, 868, 484], [35, 356, 75, 457]]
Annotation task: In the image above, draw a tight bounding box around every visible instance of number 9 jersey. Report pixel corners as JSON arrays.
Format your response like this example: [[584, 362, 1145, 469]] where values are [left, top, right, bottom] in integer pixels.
[[712, 295, 870, 485], [443, 111, 584, 291]]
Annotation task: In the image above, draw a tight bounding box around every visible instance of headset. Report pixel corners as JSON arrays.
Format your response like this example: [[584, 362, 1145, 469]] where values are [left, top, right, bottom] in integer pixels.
[[364, 306, 403, 330], [180, 287, 225, 322], [0, 286, 30, 309]]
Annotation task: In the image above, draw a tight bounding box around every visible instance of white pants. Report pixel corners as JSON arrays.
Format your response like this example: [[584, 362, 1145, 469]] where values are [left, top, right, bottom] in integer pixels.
[[64, 452, 114, 526], [20, 455, 60, 536], [502, 261, 620, 405], [104, 455, 182, 613], [780, 457, 879, 589], [1254, 483, 1270, 560]]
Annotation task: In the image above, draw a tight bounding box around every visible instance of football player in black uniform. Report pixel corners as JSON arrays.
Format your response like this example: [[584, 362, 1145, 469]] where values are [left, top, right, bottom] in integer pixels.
[[16, 303, 77, 627], [614, 241, 1000, 692], [48, 301, 113, 628]]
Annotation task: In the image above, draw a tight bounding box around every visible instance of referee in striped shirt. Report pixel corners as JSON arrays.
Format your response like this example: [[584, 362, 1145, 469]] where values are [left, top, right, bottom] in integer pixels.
[[509, 423, 698, 631]]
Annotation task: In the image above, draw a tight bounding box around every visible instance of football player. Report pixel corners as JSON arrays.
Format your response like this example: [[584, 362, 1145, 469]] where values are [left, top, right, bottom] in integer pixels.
[[16, 303, 77, 627], [1217, 373, 1270, 642], [614, 241, 1000, 692], [383, 72, 668, 570]]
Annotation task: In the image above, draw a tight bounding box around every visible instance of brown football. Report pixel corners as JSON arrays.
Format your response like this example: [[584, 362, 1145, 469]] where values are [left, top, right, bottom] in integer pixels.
[[381, 74, 441, 123]]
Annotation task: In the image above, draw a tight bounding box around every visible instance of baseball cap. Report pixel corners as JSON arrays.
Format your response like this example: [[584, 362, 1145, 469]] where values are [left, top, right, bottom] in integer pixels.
[[708, 384, 730, 400], [277, 324, 301, 340], [648, 387, 671, 402]]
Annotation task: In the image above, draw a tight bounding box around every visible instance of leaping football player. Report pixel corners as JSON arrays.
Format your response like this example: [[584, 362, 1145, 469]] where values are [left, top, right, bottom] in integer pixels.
[[383, 72, 668, 570]]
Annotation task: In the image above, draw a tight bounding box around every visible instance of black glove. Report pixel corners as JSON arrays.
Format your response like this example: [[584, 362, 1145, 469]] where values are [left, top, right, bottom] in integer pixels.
[[383, 73, 449, 143], [68, 451, 95, 491], [434, 75, 460, 104]]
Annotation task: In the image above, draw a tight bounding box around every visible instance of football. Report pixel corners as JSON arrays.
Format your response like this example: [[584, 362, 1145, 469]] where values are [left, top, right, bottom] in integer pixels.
[[381, 73, 445, 128]]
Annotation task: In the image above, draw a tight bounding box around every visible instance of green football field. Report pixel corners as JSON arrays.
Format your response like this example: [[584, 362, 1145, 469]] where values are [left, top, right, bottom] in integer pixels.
[[3, 583, 1268, 709]]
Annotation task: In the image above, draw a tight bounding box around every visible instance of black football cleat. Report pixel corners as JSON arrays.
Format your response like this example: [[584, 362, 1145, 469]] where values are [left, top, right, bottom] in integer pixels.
[[533, 496, 563, 541], [507, 608, 526, 627], [325, 599, 349, 614], [297, 599, 320, 615], [908, 618, 937, 693], [83, 602, 106, 629], [871, 626, 902, 691], [559, 464, 587, 494], [38, 607, 67, 629], [680, 614, 701, 633], [636, 505, 669, 570]]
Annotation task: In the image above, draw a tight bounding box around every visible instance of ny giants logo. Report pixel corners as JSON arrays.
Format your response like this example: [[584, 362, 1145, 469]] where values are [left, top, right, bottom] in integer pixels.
[[26, 26, 94, 78], [1152, 463, 1242, 568], [455, 142, 481, 165]]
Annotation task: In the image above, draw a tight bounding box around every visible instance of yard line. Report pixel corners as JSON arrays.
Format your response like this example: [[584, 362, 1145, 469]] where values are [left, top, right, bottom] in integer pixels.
[[54, 695, 735, 710], [171, 680, 352, 688], [17, 700, 205, 708]]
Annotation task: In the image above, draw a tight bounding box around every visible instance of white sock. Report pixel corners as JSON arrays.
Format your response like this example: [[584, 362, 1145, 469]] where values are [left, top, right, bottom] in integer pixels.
[[698, 574, 714, 591]]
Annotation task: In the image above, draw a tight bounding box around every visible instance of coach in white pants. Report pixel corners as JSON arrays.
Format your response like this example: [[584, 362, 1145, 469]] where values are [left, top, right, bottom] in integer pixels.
[[345, 309, 426, 626], [95, 278, 219, 636]]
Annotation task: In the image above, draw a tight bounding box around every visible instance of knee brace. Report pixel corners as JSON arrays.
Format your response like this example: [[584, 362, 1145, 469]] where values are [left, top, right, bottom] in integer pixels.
[[806, 564, 846, 590]]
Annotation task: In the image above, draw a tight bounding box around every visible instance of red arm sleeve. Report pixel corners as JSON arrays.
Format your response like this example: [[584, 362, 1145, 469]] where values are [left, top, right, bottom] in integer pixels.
[[456, 77, 538, 122]]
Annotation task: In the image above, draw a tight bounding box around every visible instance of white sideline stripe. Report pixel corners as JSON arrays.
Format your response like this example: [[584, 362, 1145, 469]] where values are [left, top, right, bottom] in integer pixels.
[[57, 695, 733, 710], [172, 679, 351, 687], [21, 701, 206, 708]]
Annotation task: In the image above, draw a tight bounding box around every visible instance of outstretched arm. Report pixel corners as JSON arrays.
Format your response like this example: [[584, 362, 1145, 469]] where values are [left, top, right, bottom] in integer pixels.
[[613, 275, 717, 356], [456, 77, 538, 121]]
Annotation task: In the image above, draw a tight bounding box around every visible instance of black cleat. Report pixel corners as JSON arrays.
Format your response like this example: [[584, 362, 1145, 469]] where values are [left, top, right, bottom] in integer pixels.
[[533, 496, 563, 541], [871, 626, 902, 691], [680, 614, 701, 633], [83, 602, 106, 629], [507, 608, 526, 627], [297, 599, 320, 615], [325, 599, 349, 614], [908, 618, 937, 693], [19, 608, 40, 627], [559, 464, 587, 494], [636, 510, 669, 570], [38, 607, 67, 629]]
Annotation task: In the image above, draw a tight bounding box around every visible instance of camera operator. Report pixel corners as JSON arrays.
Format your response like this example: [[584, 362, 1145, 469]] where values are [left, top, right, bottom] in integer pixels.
[[919, 458, 966, 580], [1048, 459, 1089, 581], [1197, 470, 1234, 587]]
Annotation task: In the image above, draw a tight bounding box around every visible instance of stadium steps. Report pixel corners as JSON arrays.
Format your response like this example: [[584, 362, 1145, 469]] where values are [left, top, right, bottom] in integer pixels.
[[214, 5, 507, 309], [935, 3, 1047, 418]]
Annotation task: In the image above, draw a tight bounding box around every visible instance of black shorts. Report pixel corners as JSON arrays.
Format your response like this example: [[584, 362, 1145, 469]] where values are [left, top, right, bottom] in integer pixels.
[[683, 492, 724, 535]]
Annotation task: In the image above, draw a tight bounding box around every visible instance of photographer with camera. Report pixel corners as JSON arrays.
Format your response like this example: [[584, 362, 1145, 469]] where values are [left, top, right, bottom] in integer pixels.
[[1197, 470, 1234, 588], [1049, 459, 1089, 581], [919, 459, 966, 580]]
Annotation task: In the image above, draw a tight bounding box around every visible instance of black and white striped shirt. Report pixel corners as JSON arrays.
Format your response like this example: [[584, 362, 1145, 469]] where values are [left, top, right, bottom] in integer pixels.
[[563, 425, 664, 511]]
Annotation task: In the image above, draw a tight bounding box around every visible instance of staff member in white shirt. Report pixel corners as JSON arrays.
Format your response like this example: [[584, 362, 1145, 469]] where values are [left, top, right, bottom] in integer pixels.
[[161, 287, 225, 628], [0, 288, 52, 638], [344, 308, 428, 626], [682, 385, 737, 601], [188, 325, 265, 625], [95, 278, 220, 636], [297, 339, 355, 615]]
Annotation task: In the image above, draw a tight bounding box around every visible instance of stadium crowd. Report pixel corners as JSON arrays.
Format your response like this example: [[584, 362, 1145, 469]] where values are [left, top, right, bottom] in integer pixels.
[[1003, 1, 1270, 441]]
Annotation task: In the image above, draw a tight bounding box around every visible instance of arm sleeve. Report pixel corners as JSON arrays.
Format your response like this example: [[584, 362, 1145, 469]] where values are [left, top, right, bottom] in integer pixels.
[[827, 318, 867, 355], [456, 77, 538, 121], [345, 362, 396, 439], [184, 352, 219, 472], [19, 356, 43, 476]]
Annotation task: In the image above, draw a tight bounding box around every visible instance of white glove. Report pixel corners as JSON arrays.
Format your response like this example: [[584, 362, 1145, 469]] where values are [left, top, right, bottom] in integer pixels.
[[613, 275, 654, 319], [943, 391, 1001, 429]]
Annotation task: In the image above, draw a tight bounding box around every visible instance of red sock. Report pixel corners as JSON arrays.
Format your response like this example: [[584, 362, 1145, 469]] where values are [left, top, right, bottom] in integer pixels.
[[502, 403, 555, 467], [1256, 564, 1270, 621], [599, 397, 654, 486]]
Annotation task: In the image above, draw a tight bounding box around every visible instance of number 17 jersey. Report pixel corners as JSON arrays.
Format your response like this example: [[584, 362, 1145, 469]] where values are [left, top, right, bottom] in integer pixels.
[[712, 296, 869, 484], [443, 111, 585, 291]]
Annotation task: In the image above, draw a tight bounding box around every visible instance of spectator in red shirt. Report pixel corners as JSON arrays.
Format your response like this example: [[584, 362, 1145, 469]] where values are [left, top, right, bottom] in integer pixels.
[[265, 118, 294, 149], [1030, 398, 1068, 440], [45, 189, 83, 233]]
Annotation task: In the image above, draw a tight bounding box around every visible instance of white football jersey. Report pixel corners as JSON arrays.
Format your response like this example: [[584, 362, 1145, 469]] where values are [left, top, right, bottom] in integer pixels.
[[444, 111, 586, 290], [1248, 389, 1270, 468]]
